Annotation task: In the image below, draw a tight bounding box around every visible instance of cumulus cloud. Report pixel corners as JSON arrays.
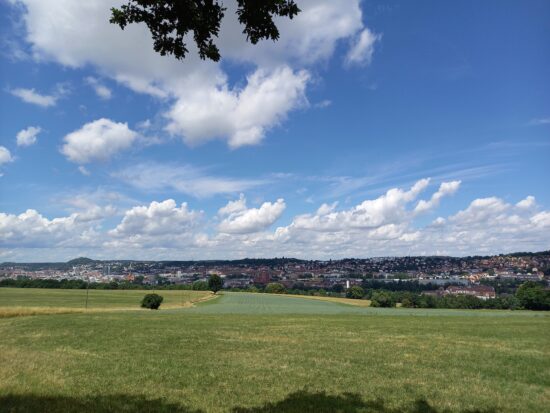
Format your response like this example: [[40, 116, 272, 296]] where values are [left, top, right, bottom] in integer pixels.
[[291, 179, 430, 232], [106, 200, 204, 250], [16, 126, 41, 146], [0, 146, 14, 167], [10, 87, 57, 107], [345, 28, 381, 66], [11, 0, 377, 148], [113, 162, 267, 198], [85, 76, 112, 99], [413, 196, 550, 256], [61, 118, 139, 164], [165, 66, 309, 147], [516, 196, 536, 209], [218, 193, 248, 216], [0, 208, 103, 248], [414, 180, 461, 214], [110, 199, 201, 238], [2, 183, 550, 260], [218, 196, 286, 234]]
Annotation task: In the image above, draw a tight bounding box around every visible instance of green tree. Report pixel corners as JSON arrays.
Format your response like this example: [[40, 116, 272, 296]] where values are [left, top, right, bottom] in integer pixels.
[[265, 282, 286, 294], [110, 0, 300, 62], [516, 282, 550, 310], [346, 286, 364, 300], [208, 274, 223, 294], [141, 293, 164, 310]]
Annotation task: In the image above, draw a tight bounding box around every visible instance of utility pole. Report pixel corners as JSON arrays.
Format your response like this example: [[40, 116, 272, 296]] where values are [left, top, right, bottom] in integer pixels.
[[85, 270, 90, 310]]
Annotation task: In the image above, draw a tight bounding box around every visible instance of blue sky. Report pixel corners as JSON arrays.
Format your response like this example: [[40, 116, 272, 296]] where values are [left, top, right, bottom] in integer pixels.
[[0, 0, 549, 261]]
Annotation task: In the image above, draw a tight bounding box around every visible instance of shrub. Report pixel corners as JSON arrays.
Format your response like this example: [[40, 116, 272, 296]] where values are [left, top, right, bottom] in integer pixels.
[[141, 293, 163, 310], [346, 286, 365, 299], [265, 283, 286, 294], [370, 291, 396, 307]]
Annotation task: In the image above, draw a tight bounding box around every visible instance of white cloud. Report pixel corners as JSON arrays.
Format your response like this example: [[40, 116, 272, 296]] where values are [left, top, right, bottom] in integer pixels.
[[0, 208, 103, 248], [106, 200, 203, 250], [0, 146, 14, 166], [218, 196, 286, 234], [61, 118, 139, 164], [113, 162, 267, 198], [218, 193, 248, 216], [291, 179, 430, 232], [78, 166, 91, 176], [345, 28, 381, 66], [219, 0, 364, 66], [11, 0, 376, 148], [2, 185, 550, 260], [531, 211, 550, 228], [414, 180, 461, 214], [516, 196, 536, 209], [85, 76, 112, 99], [110, 199, 201, 238], [10, 87, 57, 107], [16, 126, 41, 146], [166, 66, 309, 147]]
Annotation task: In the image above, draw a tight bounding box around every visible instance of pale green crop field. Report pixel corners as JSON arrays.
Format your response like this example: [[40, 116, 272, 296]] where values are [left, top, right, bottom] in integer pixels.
[[0, 289, 548, 413], [188, 292, 546, 317]]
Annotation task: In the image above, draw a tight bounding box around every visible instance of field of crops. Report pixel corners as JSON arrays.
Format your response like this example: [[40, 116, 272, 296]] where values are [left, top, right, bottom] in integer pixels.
[[0, 289, 548, 412], [0, 288, 213, 317]]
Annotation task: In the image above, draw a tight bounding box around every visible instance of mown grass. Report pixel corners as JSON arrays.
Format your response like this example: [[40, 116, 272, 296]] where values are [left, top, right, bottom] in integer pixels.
[[0, 290, 548, 412]]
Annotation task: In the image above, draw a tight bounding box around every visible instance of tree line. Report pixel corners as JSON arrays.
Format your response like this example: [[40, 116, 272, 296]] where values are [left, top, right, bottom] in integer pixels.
[[345, 282, 550, 311], [2, 278, 548, 310]]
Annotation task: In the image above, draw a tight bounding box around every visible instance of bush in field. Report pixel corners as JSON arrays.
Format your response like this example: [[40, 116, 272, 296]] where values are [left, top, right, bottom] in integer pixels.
[[208, 274, 223, 294], [346, 286, 364, 299], [265, 283, 286, 294], [141, 293, 163, 310], [370, 291, 396, 307]]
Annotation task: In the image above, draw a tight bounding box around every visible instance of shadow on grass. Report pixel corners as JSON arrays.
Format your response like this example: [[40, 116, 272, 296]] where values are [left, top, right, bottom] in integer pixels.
[[0, 391, 499, 413], [231, 390, 498, 413], [0, 394, 204, 413]]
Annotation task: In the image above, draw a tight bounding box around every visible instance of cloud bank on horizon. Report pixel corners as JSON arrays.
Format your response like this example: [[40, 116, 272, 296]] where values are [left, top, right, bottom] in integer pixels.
[[0, 0, 549, 261]]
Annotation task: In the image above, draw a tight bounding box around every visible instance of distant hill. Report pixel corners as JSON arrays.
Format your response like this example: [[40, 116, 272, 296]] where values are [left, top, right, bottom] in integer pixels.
[[66, 257, 95, 265]]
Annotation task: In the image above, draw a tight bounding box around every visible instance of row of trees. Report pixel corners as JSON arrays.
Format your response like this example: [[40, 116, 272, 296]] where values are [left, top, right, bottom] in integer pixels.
[[344, 282, 550, 311]]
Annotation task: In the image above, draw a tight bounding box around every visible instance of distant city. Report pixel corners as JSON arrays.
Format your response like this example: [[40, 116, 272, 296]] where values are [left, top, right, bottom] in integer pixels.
[[2, 251, 548, 293]]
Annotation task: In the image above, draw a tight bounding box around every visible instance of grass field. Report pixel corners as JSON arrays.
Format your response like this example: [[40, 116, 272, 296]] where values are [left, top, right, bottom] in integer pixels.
[[0, 288, 213, 317], [0, 289, 549, 412]]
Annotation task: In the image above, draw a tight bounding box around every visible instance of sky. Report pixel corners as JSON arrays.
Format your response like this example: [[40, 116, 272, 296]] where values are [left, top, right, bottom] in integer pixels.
[[0, 0, 549, 262]]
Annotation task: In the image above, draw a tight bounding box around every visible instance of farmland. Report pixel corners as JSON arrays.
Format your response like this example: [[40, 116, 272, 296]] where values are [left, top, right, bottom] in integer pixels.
[[0, 289, 549, 412], [0, 288, 213, 317]]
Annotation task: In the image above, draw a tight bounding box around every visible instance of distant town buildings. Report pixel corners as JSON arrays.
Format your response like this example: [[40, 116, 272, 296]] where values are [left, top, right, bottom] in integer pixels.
[[1, 252, 548, 290]]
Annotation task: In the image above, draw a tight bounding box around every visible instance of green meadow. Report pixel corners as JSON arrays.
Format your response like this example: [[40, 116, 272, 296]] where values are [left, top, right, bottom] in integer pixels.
[[0, 289, 548, 412]]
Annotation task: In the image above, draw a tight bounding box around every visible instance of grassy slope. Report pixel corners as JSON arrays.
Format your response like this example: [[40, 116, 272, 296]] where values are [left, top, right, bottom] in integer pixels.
[[0, 291, 548, 412]]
